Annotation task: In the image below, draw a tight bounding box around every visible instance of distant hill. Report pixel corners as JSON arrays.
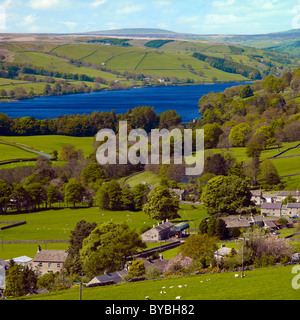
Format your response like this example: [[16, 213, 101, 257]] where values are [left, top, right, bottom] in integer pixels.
[[78, 27, 300, 56]]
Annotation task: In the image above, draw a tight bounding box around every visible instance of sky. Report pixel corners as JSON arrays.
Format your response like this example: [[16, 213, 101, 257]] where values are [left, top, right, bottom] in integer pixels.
[[1, 0, 300, 35]]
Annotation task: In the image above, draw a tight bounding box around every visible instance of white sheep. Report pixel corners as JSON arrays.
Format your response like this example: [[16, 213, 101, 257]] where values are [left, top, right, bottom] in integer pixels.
[[235, 274, 239, 278], [175, 296, 181, 300]]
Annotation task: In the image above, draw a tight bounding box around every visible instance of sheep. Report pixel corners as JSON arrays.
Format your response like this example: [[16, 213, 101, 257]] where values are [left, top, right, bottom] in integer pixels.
[[175, 296, 181, 300], [160, 291, 166, 294], [178, 285, 183, 288], [145, 296, 150, 300], [235, 274, 239, 278]]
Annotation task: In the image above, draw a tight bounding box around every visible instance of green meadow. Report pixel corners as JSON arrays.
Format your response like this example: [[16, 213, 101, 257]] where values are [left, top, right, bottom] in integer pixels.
[[0, 204, 207, 260], [19, 265, 300, 300]]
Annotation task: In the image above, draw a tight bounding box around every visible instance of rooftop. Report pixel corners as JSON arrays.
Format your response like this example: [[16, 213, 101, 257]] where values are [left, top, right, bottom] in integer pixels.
[[33, 250, 68, 263], [261, 203, 282, 210]]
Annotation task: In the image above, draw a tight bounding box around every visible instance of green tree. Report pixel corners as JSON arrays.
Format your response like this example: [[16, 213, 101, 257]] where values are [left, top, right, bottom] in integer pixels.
[[64, 178, 85, 208], [64, 220, 97, 275], [198, 218, 208, 235], [24, 182, 44, 210], [143, 186, 180, 220], [201, 175, 252, 215], [94, 183, 110, 210], [60, 144, 78, 161], [258, 159, 281, 186], [0, 179, 12, 214], [202, 123, 223, 149], [229, 123, 251, 147], [47, 185, 58, 208], [282, 194, 297, 205], [4, 261, 37, 297], [180, 234, 218, 267], [107, 180, 122, 210], [239, 84, 254, 99], [128, 259, 146, 278], [81, 163, 105, 184], [121, 185, 134, 210], [80, 222, 146, 276], [131, 183, 149, 210]]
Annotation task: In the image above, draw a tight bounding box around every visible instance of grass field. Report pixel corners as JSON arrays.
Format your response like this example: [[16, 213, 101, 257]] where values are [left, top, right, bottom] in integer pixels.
[[18, 265, 300, 300], [0, 135, 95, 159], [0, 143, 36, 161], [0, 204, 207, 260]]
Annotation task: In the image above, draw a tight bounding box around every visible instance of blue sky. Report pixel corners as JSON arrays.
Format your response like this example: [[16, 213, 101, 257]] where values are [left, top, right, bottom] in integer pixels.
[[0, 0, 300, 34]]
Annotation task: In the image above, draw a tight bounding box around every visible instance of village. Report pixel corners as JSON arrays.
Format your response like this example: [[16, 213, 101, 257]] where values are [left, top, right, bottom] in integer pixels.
[[1, 188, 299, 297]]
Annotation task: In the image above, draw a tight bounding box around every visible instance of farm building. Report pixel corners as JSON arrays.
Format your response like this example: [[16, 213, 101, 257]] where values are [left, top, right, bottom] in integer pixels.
[[28, 246, 68, 276], [141, 221, 190, 242], [220, 215, 293, 236], [141, 221, 175, 242], [87, 271, 126, 287], [214, 245, 232, 262], [251, 190, 300, 205]]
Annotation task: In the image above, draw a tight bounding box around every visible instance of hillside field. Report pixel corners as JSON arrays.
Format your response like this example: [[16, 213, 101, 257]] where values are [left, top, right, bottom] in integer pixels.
[[18, 265, 300, 300]]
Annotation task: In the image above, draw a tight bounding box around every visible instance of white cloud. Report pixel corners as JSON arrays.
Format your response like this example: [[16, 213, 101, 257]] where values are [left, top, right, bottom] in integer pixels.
[[29, 0, 59, 10], [156, 1, 171, 6], [60, 21, 78, 29], [20, 14, 36, 26], [205, 13, 244, 24], [116, 5, 144, 15], [212, 0, 235, 7], [90, 0, 106, 8]]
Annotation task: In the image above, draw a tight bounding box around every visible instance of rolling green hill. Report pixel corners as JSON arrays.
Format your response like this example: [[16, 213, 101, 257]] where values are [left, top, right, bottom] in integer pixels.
[[0, 32, 298, 101]]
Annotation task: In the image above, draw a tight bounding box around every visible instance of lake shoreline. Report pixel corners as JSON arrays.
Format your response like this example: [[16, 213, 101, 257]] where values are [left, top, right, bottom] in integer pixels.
[[0, 79, 253, 104]]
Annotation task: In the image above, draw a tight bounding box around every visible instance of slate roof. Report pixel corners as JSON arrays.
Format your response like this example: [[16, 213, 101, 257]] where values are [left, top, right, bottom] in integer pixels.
[[92, 272, 123, 284], [33, 250, 68, 263], [154, 221, 174, 233], [261, 203, 282, 210], [287, 203, 300, 208]]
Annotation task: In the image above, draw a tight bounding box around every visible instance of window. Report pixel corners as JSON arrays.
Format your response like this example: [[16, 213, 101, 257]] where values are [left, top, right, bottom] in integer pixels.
[[39, 262, 42, 267], [57, 263, 60, 268], [48, 263, 52, 268]]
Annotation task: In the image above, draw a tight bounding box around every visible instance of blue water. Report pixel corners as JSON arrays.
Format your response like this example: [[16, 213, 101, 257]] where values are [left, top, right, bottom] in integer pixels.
[[0, 82, 250, 122]]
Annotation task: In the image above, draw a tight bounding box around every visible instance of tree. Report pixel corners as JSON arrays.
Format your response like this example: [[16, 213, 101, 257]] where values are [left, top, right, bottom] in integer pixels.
[[4, 261, 37, 297], [24, 182, 44, 210], [204, 153, 228, 176], [282, 194, 297, 205], [121, 185, 134, 210], [64, 220, 97, 275], [202, 123, 223, 149], [94, 183, 110, 210], [131, 183, 149, 210], [180, 234, 218, 267], [60, 144, 79, 161], [47, 185, 58, 208], [239, 84, 254, 99], [143, 186, 180, 220], [229, 123, 251, 147], [127, 259, 146, 278], [107, 180, 122, 210], [81, 163, 105, 184], [80, 222, 146, 276], [258, 159, 281, 186], [198, 218, 208, 235], [64, 178, 85, 208], [0, 179, 12, 214], [201, 175, 252, 215]]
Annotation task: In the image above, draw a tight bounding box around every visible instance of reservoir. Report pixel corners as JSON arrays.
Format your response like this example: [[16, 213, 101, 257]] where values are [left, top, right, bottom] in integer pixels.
[[0, 82, 250, 122]]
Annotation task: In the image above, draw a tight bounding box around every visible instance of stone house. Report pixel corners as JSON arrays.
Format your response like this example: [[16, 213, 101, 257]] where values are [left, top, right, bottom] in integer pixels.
[[141, 221, 175, 242], [214, 245, 232, 262], [251, 190, 300, 205], [286, 203, 300, 217], [261, 203, 283, 217], [28, 247, 68, 277], [86, 271, 126, 287]]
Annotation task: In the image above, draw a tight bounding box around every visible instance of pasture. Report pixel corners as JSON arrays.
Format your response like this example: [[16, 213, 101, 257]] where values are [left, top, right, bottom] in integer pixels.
[[0, 204, 207, 260], [19, 265, 300, 300]]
